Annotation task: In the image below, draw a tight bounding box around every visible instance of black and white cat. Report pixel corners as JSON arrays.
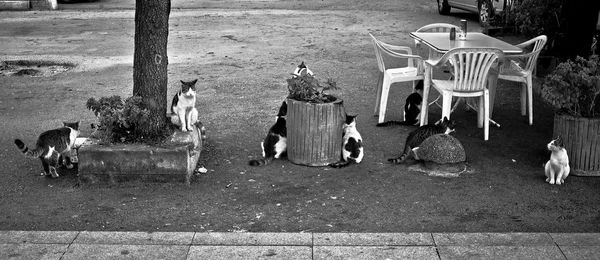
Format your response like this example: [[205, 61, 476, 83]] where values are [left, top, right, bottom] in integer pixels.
[[14, 121, 80, 178], [292, 61, 313, 77], [249, 101, 288, 166], [545, 136, 570, 185], [170, 79, 207, 141], [388, 117, 455, 164], [377, 80, 423, 127], [329, 114, 364, 168]]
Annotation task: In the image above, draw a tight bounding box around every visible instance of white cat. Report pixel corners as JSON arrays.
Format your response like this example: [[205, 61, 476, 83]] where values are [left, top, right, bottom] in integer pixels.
[[544, 136, 570, 185], [171, 79, 199, 132]]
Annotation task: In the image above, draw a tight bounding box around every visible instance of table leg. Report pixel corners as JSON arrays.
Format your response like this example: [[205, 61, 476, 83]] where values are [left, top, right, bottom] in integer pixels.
[[420, 65, 431, 126]]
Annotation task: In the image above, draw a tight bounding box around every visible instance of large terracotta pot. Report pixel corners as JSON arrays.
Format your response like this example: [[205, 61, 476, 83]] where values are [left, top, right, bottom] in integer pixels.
[[553, 114, 600, 176], [286, 98, 345, 166]]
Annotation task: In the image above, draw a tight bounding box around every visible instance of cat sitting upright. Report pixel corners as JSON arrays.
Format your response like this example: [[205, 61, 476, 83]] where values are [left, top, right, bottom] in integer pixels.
[[171, 79, 199, 132], [545, 136, 570, 185], [249, 101, 288, 166], [329, 114, 364, 168], [377, 80, 423, 127], [14, 121, 80, 178]]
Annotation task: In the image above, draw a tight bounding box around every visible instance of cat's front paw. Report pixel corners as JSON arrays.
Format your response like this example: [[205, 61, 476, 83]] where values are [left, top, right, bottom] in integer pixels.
[[549, 179, 555, 185], [181, 127, 188, 132]]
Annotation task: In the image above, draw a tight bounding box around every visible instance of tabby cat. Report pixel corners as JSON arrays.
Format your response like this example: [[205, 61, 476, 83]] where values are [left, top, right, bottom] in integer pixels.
[[329, 114, 364, 168], [388, 117, 455, 164], [544, 136, 570, 185], [377, 80, 423, 127], [14, 121, 80, 178], [170, 79, 207, 141], [249, 101, 288, 166]]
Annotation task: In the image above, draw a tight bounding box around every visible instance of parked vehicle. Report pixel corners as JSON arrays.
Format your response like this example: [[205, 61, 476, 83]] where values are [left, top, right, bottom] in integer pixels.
[[437, 0, 510, 26]]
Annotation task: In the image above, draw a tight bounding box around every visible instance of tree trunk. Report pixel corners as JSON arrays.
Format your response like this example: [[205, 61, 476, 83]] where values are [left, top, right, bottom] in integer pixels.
[[133, 0, 171, 136]]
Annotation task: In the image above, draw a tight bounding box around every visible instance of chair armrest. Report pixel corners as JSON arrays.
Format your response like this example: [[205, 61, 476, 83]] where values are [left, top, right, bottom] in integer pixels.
[[378, 41, 414, 55]]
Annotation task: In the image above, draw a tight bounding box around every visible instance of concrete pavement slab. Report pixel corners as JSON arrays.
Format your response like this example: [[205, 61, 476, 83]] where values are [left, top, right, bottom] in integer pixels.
[[187, 245, 311, 260], [433, 233, 555, 246], [74, 231, 194, 245], [559, 246, 600, 260], [0, 230, 78, 244], [0, 243, 69, 260], [62, 244, 189, 260], [551, 233, 600, 246], [192, 232, 312, 246], [313, 233, 433, 246], [437, 245, 566, 260], [314, 246, 439, 260]]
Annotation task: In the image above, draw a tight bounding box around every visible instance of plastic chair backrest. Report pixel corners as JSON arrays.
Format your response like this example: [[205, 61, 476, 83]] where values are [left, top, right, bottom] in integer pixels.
[[416, 23, 459, 33], [519, 35, 547, 73], [369, 33, 416, 72], [369, 33, 386, 73], [438, 48, 504, 92]]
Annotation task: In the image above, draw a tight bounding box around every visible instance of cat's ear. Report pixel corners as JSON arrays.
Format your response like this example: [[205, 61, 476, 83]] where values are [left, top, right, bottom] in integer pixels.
[[191, 79, 198, 85]]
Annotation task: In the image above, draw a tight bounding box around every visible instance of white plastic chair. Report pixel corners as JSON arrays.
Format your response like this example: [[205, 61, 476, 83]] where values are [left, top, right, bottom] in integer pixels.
[[498, 35, 547, 125], [420, 48, 504, 140], [369, 33, 424, 123]]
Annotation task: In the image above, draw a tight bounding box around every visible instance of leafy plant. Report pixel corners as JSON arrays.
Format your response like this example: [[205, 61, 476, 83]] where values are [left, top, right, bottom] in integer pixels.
[[286, 72, 339, 103], [86, 95, 172, 144], [513, 0, 563, 49], [541, 55, 600, 118]]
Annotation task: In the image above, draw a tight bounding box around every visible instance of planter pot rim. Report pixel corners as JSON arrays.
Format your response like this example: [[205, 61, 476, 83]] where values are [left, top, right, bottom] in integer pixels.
[[286, 97, 343, 105]]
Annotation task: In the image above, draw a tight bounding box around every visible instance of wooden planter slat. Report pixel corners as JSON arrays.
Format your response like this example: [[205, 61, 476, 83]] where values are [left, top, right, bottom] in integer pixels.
[[287, 98, 344, 166], [553, 114, 600, 176]]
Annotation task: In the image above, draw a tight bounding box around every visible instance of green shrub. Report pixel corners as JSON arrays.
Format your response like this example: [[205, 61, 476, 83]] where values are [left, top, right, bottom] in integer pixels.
[[541, 55, 600, 118], [86, 95, 172, 144], [286, 73, 338, 103], [513, 0, 563, 39]]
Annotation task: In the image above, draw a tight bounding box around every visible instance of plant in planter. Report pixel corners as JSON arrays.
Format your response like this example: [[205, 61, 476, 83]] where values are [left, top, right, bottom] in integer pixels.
[[80, 95, 202, 184], [86, 95, 173, 144], [285, 71, 346, 166], [541, 55, 600, 175]]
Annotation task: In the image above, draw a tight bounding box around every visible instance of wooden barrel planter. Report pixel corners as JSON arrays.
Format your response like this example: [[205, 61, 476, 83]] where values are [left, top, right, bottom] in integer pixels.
[[286, 98, 345, 166], [553, 114, 600, 176]]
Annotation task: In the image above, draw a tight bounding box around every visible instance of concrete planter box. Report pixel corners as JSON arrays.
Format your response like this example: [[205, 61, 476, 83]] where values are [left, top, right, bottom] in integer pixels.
[[77, 126, 203, 185]]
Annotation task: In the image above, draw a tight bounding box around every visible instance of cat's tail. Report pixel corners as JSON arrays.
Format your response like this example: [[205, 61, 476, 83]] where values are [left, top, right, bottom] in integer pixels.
[[328, 159, 355, 168], [387, 153, 409, 164], [376, 120, 418, 127], [195, 122, 207, 142], [14, 139, 44, 158], [249, 157, 274, 166]]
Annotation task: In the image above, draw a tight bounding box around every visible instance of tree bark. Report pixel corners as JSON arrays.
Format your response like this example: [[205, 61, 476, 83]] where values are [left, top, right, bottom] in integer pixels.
[[133, 0, 171, 136]]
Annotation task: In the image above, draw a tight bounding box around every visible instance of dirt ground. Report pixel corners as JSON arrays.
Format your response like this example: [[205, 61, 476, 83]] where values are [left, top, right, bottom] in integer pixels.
[[1, 0, 599, 233]]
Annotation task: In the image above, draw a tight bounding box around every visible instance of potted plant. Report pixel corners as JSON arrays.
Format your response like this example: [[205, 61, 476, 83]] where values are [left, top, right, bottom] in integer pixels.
[[81, 95, 203, 184], [286, 72, 345, 166], [541, 55, 600, 176]]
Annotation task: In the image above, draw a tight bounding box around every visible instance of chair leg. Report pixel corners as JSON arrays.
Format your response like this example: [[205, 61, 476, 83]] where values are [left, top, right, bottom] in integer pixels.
[[478, 95, 484, 128], [420, 69, 431, 126], [374, 72, 383, 116], [441, 92, 452, 121], [520, 82, 527, 116], [484, 90, 490, 141], [378, 74, 391, 124], [527, 76, 533, 125]]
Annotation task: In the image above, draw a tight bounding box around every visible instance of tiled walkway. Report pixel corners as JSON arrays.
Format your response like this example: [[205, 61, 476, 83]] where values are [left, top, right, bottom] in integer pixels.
[[1, 231, 599, 259]]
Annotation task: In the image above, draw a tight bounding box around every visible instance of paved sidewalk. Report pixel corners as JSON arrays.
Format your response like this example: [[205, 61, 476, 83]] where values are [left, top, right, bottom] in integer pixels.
[[1, 231, 599, 259]]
